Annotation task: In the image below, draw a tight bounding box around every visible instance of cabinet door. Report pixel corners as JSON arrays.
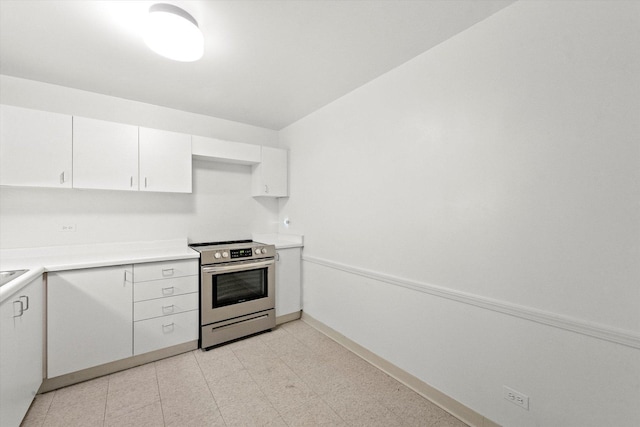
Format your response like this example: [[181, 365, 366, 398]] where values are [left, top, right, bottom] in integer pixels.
[[275, 248, 301, 316], [73, 116, 139, 191], [252, 146, 288, 197], [139, 127, 192, 193], [47, 266, 133, 378], [0, 275, 43, 427], [0, 104, 72, 188]]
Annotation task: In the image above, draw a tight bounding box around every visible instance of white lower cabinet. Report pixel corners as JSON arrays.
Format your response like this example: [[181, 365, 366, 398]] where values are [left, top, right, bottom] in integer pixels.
[[47, 266, 133, 378], [275, 247, 302, 317], [45, 259, 198, 380], [134, 311, 199, 355], [133, 259, 198, 356], [0, 275, 43, 427]]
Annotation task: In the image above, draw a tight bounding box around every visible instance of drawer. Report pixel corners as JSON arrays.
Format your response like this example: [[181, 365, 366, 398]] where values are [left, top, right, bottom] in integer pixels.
[[134, 275, 198, 302], [134, 292, 199, 321], [133, 259, 198, 283], [134, 310, 198, 356]]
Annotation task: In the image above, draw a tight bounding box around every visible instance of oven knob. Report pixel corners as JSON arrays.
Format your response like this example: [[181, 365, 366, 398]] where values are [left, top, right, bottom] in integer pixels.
[[222, 251, 229, 258], [214, 252, 221, 259], [261, 248, 267, 254], [255, 248, 261, 255]]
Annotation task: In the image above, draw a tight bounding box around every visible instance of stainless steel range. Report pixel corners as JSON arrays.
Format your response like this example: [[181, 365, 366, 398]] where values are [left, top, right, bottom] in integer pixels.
[[189, 240, 276, 349]]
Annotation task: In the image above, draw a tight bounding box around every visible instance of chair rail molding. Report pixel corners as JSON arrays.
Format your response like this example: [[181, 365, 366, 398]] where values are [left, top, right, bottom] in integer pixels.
[[303, 254, 640, 350]]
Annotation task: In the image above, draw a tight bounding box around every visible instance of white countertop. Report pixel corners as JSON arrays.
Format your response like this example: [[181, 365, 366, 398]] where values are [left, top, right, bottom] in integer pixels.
[[252, 233, 304, 249], [0, 239, 199, 303]]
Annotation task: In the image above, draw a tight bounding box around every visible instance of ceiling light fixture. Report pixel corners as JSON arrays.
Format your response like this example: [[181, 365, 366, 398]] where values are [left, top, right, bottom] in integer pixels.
[[144, 3, 203, 62]]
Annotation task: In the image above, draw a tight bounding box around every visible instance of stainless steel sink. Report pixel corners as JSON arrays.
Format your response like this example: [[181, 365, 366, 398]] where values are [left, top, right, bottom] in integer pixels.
[[0, 270, 28, 287]]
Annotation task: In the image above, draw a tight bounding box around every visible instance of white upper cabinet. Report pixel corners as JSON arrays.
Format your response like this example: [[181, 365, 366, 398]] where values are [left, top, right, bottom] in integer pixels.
[[191, 135, 261, 165], [139, 127, 192, 193], [252, 146, 288, 197], [73, 116, 139, 191], [0, 104, 72, 188]]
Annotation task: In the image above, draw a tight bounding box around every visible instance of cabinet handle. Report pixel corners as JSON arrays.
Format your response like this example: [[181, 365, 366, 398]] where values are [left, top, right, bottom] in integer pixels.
[[265, 184, 269, 194], [13, 300, 24, 318], [19, 295, 29, 311], [162, 304, 175, 313], [276, 253, 280, 262], [60, 171, 65, 184], [162, 322, 175, 331], [161, 286, 175, 295], [162, 268, 174, 277], [124, 270, 132, 283], [130, 176, 133, 187], [145, 177, 148, 188]]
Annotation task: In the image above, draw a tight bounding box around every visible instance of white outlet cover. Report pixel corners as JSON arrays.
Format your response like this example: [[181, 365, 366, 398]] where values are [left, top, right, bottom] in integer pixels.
[[503, 385, 529, 410]]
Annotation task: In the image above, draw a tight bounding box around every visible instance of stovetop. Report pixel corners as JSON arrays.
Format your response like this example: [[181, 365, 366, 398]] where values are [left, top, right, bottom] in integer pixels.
[[188, 239, 252, 249]]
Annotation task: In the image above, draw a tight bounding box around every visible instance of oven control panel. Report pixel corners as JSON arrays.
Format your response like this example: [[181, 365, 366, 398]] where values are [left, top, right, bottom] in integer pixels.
[[197, 243, 275, 265], [231, 248, 253, 259]]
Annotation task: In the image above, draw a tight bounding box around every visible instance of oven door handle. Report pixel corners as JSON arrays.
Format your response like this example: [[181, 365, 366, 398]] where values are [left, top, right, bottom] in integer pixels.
[[202, 259, 274, 274]]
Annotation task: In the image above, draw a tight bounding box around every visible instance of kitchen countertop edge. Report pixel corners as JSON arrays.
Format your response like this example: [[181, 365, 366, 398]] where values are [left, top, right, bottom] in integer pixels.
[[0, 240, 199, 304], [0, 267, 45, 304]]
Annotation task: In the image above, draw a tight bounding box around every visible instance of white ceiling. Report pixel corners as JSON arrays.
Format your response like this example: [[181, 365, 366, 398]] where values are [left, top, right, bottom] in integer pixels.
[[0, 0, 514, 130]]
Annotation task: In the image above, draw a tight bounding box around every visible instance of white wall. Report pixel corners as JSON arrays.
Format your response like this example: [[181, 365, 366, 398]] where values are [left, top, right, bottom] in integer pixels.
[[279, 1, 640, 426], [0, 76, 280, 248]]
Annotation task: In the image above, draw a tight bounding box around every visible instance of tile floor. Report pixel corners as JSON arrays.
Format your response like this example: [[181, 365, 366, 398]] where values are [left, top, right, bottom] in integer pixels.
[[21, 320, 468, 427]]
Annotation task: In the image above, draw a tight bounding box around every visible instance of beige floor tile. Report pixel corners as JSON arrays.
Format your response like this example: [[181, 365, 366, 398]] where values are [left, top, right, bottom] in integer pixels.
[[321, 386, 403, 426], [231, 337, 280, 370], [280, 347, 334, 376], [194, 346, 246, 382], [279, 395, 345, 426], [261, 376, 318, 414], [262, 332, 310, 357], [207, 368, 267, 408], [105, 363, 160, 420], [162, 392, 225, 427], [296, 364, 356, 397], [20, 391, 54, 427], [258, 324, 291, 342], [48, 376, 108, 412], [281, 319, 316, 336], [247, 358, 299, 386], [43, 377, 108, 427], [217, 395, 282, 427], [42, 399, 106, 427], [104, 400, 164, 427], [156, 352, 207, 392]]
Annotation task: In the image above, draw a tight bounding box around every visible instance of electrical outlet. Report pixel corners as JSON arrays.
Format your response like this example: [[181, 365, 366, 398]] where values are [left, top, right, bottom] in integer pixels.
[[59, 224, 76, 232], [504, 386, 529, 410]]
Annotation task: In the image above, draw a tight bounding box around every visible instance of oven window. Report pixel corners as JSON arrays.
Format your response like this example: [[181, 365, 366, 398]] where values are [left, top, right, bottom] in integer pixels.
[[212, 268, 268, 308]]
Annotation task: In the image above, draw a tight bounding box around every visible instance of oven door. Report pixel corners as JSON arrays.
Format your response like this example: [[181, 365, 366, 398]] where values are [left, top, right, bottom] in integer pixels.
[[201, 258, 275, 325]]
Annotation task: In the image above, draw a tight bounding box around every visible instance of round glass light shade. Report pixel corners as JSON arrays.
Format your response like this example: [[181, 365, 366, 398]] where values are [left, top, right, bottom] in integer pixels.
[[144, 4, 203, 62]]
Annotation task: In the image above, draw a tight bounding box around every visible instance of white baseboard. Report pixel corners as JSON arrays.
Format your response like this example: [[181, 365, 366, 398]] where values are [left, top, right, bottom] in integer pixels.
[[276, 310, 302, 325], [301, 312, 500, 427]]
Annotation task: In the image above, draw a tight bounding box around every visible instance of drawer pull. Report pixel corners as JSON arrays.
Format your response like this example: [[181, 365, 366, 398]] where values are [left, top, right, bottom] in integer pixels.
[[13, 300, 24, 318], [162, 268, 174, 277], [161, 286, 175, 295], [162, 322, 175, 332], [19, 295, 29, 311], [162, 304, 175, 314]]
